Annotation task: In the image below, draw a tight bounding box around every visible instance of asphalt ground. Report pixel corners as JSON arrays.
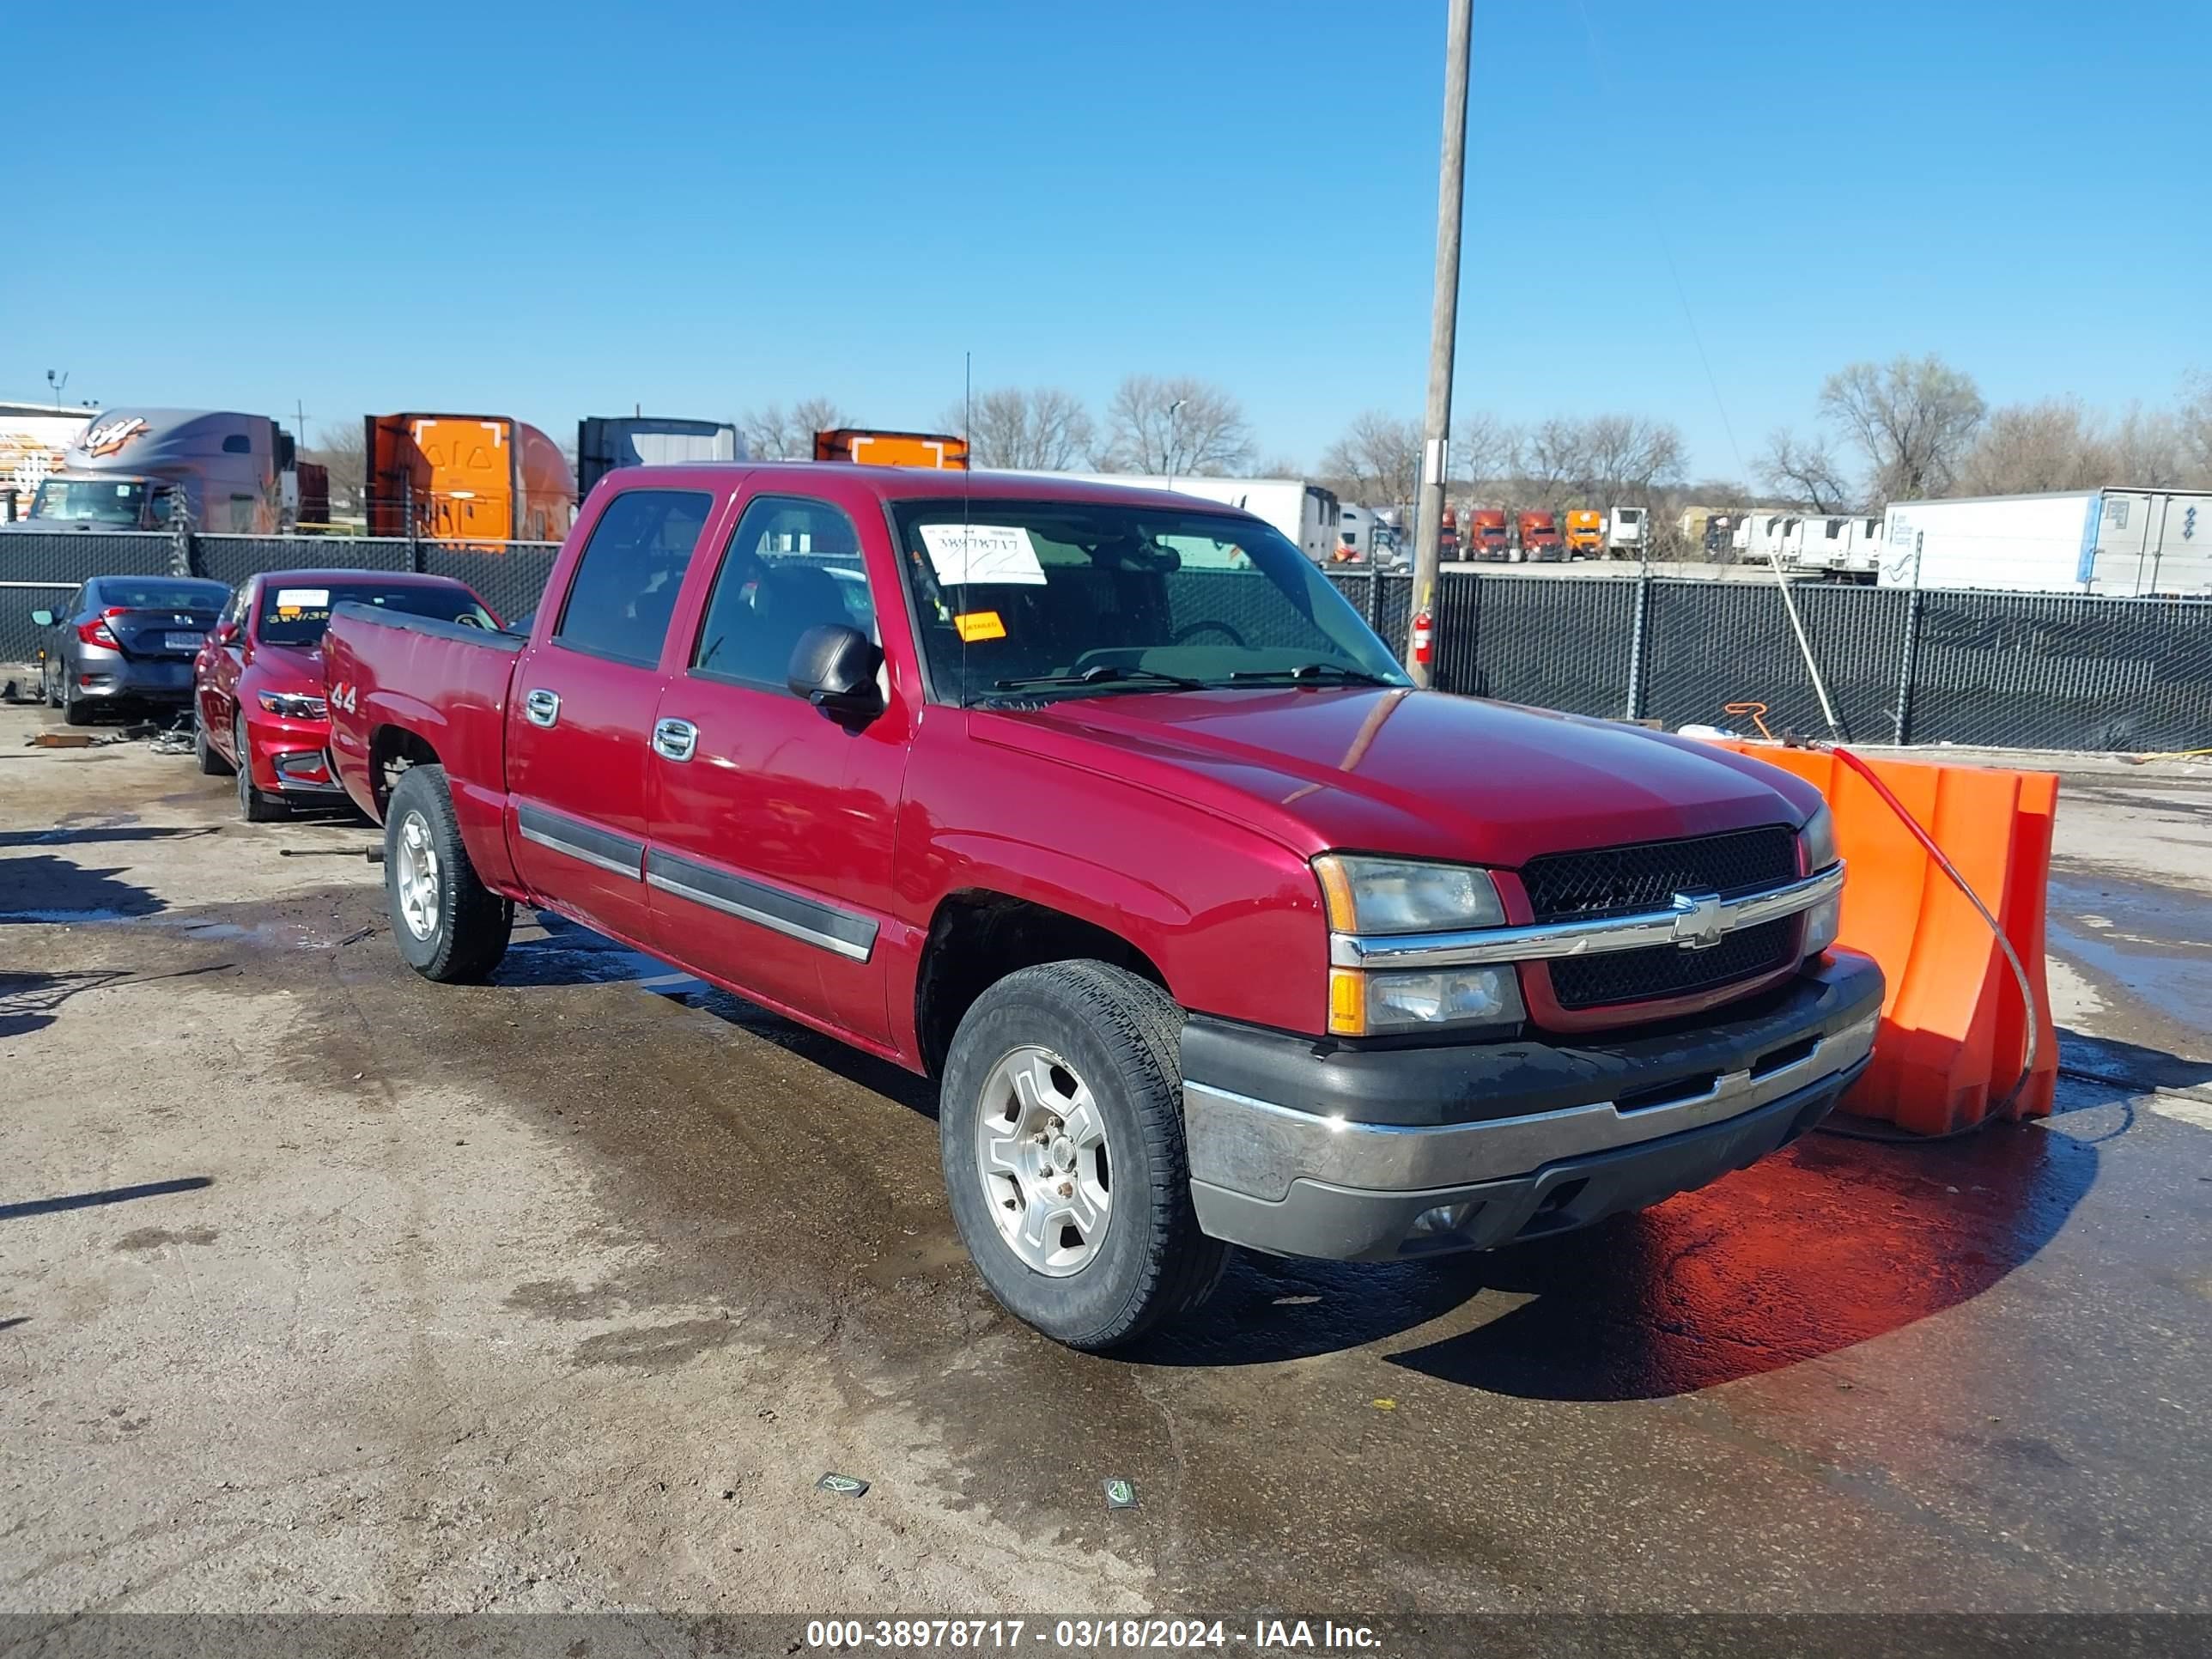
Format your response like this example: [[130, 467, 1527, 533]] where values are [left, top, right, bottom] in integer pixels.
[[3, 702, 2207, 1644]]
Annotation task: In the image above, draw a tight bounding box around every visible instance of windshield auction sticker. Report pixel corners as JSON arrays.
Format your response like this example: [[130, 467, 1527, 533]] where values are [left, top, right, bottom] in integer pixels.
[[919, 524, 1047, 586]]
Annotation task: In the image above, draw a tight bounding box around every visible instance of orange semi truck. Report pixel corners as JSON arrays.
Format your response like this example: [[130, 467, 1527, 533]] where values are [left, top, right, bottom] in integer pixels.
[[365, 414, 577, 544], [1565, 508, 1604, 557]]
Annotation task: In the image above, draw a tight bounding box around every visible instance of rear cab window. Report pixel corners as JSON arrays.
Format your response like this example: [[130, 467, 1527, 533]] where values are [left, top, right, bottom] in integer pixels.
[[552, 489, 714, 666]]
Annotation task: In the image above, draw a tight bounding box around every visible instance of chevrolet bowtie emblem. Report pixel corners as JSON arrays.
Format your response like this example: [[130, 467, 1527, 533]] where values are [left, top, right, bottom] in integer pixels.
[[1669, 890, 1727, 949]]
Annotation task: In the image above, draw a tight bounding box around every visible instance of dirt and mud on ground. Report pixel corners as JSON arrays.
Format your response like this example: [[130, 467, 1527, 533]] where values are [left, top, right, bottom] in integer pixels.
[[3, 704, 2209, 1626]]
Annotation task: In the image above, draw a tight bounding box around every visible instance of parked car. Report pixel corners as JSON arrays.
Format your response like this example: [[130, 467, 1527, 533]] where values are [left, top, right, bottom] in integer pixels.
[[324, 465, 1879, 1350], [194, 569, 499, 821], [30, 575, 231, 723]]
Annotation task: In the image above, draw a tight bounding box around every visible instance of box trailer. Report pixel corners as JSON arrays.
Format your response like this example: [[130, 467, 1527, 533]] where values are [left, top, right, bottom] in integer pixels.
[[577, 416, 740, 496], [1605, 506, 1648, 558], [817, 428, 969, 469], [366, 414, 576, 544], [1877, 489, 2212, 596]]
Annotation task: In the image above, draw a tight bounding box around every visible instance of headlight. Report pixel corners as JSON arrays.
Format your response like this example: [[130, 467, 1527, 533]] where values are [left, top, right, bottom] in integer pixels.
[[1314, 855, 1507, 935], [1330, 964, 1526, 1037], [1797, 802, 1838, 872], [258, 690, 328, 720]]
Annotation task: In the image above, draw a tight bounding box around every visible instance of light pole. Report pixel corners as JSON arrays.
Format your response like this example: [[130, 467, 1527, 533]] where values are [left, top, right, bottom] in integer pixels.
[[1164, 398, 1187, 489], [46, 369, 68, 413]]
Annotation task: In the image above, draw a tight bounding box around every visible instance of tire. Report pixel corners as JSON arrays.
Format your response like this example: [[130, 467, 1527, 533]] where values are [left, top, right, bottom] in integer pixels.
[[195, 704, 234, 775], [939, 960, 1227, 1351], [62, 686, 94, 726], [233, 714, 286, 821], [384, 763, 512, 983]]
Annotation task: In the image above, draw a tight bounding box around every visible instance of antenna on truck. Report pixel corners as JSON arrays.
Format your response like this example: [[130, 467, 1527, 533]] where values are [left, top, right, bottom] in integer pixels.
[[961, 350, 972, 702]]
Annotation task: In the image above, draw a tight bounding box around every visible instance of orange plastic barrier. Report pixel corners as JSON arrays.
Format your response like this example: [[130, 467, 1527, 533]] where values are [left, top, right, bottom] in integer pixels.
[[1721, 744, 2059, 1134]]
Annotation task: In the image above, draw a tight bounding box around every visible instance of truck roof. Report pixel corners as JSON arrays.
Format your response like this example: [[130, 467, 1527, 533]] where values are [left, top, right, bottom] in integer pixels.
[[607, 461, 1260, 518]]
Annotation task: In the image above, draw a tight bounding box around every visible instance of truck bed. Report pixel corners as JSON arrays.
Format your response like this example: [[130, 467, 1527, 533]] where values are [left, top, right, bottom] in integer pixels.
[[322, 602, 524, 860]]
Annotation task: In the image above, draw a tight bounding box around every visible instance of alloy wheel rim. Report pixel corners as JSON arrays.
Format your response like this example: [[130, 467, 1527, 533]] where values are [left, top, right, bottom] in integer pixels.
[[972, 1045, 1111, 1277], [395, 811, 441, 940]]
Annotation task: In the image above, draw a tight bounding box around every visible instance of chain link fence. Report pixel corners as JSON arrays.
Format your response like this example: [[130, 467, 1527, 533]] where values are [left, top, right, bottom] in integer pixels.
[[8, 531, 2211, 753], [1328, 567, 2212, 753], [0, 531, 562, 674]]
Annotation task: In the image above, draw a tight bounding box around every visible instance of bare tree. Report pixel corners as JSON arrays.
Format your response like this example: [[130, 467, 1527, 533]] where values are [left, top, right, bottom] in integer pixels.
[[1505, 413, 1684, 512], [308, 422, 368, 513], [2181, 372, 2212, 483], [2108, 404, 2189, 489], [939, 386, 1093, 471], [1318, 411, 1423, 507], [1097, 375, 1252, 476], [1954, 398, 2114, 496], [740, 397, 854, 460], [1450, 412, 1518, 491], [1580, 413, 1686, 500], [1757, 428, 1853, 513], [1516, 416, 1589, 512], [1817, 354, 1985, 505]]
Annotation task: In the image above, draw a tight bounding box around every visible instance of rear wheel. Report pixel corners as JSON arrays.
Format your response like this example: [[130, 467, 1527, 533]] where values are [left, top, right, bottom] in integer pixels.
[[386, 763, 512, 982], [234, 713, 285, 821], [62, 684, 94, 726], [939, 960, 1226, 1351]]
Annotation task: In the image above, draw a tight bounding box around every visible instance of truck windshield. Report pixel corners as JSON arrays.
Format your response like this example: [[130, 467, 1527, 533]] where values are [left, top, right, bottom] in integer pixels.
[[889, 499, 1409, 705], [257, 581, 495, 647], [33, 478, 146, 526]]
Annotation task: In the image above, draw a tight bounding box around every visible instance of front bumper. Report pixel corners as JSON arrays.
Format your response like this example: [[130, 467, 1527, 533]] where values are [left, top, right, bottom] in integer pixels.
[[242, 712, 343, 794], [1182, 951, 1881, 1261]]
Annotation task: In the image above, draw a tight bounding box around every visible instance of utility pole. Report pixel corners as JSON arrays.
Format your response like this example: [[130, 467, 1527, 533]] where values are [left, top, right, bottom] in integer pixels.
[[1407, 0, 1471, 687]]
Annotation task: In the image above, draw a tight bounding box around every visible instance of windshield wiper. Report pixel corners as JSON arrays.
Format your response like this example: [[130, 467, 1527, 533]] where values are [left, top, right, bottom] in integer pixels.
[[992, 665, 1209, 692], [1224, 663, 1400, 686]]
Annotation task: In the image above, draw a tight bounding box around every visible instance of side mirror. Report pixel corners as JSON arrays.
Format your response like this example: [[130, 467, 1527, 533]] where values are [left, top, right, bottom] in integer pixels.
[[213, 620, 241, 646], [787, 623, 884, 723], [29, 609, 53, 627]]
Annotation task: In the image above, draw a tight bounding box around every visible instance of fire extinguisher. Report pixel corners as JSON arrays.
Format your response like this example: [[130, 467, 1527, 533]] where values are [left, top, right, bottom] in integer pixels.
[[1412, 606, 1434, 668]]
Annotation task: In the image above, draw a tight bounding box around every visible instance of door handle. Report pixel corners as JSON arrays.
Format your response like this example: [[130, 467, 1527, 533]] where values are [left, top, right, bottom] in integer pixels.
[[653, 717, 699, 763], [524, 688, 560, 727]]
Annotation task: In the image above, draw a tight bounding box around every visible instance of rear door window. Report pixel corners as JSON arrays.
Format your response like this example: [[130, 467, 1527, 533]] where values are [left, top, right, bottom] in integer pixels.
[[553, 489, 714, 666]]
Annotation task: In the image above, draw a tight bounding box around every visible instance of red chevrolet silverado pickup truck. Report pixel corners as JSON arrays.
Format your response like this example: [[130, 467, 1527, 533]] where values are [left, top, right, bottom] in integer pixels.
[[324, 464, 1881, 1349]]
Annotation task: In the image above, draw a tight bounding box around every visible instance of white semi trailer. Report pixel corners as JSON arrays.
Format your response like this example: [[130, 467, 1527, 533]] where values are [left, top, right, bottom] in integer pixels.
[[1877, 489, 2212, 596]]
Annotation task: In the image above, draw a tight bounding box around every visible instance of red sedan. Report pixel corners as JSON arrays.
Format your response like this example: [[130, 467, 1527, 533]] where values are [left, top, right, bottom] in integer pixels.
[[193, 569, 499, 821]]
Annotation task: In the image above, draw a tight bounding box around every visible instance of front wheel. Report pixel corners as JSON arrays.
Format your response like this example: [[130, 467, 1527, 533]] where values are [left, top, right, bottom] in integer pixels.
[[940, 960, 1227, 1351], [195, 703, 234, 775], [234, 714, 285, 820], [385, 763, 512, 982]]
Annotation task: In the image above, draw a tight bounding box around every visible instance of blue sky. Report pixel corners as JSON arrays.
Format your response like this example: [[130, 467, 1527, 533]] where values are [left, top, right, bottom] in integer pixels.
[[9, 1, 2206, 478]]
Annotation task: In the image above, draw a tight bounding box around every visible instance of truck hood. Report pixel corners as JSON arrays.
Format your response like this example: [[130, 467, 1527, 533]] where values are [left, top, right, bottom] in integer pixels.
[[969, 688, 1821, 869]]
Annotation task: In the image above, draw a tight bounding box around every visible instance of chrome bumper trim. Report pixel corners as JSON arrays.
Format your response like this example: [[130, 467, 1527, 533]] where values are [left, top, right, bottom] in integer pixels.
[[1184, 1007, 1877, 1202], [1330, 861, 1844, 970]]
